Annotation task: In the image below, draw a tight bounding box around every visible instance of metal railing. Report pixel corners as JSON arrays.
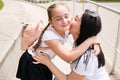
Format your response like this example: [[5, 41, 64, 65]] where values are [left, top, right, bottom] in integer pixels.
[[80, 1, 120, 75], [24, 0, 120, 75]]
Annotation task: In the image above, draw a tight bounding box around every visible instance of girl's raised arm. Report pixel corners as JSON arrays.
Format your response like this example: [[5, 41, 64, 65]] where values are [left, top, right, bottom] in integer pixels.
[[45, 36, 96, 62]]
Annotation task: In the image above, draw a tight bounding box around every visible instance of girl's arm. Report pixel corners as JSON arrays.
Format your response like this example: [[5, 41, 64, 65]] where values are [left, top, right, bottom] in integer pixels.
[[45, 36, 96, 62]]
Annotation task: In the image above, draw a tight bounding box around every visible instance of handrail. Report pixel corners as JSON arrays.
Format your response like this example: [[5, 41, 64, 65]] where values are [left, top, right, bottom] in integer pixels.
[[80, 0, 120, 74], [110, 19, 120, 74], [88, 1, 120, 15]]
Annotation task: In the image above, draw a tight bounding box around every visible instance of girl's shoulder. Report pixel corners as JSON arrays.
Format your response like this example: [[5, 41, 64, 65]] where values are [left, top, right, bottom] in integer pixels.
[[42, 26, 60, 41], [46, 26, 57, 33]]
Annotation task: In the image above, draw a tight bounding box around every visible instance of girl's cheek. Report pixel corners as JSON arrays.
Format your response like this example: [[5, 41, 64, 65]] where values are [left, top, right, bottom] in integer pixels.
[[71, 17, 74, 21], [69, 19, 73, 25]]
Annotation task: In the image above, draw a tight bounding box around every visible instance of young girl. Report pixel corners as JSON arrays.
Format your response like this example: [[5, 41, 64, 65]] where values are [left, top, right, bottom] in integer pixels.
[[16, 3, 98, 80], [33, 9, 110, 80]]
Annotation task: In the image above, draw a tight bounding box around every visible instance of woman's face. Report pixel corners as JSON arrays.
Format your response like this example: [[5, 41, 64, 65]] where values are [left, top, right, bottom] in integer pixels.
[[70, 12, 83, 37]]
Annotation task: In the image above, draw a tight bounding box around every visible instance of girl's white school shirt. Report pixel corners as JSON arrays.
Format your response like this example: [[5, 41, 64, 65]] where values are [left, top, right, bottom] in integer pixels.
[[28, 25, 69, 59]]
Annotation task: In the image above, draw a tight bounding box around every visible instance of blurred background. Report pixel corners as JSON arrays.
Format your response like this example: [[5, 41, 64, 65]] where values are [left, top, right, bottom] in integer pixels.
[[0, 0, 120, 80]]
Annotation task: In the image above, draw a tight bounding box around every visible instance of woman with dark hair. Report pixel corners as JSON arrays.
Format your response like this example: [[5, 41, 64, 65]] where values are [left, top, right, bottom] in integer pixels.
[[33, 9, 110, 80]]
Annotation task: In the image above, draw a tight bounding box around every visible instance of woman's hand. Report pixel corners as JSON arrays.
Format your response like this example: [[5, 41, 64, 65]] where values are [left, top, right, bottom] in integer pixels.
[[32, 52, 51, 65]]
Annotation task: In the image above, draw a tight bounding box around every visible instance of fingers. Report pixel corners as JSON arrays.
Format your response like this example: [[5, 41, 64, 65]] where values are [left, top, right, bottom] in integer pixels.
[[34, 51, 48, 57], [32, 55, 38, 61], [33, 61, 40, 64], [93, 45, 100, 56], [33, 52, 47, 60], [32, 55, 41, 64], [41, 53, 48, 56], [33, 52, 41, 59]]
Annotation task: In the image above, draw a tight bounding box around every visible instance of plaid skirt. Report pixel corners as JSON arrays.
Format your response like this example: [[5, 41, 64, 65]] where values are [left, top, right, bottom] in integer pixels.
[[16, 50, 52, 80]]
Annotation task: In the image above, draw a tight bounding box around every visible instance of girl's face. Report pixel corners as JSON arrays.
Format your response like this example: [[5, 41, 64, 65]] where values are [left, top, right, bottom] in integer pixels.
[[49, 5, 72, 36], [70, 12, 83, 38]]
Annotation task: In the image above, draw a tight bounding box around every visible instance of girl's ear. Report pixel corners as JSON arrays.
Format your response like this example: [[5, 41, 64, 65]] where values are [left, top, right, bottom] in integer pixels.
[[48, 19, 53, 25]]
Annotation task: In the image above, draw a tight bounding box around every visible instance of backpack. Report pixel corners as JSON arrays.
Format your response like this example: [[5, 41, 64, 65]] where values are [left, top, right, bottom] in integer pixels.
[[21, 21, 43, 51]]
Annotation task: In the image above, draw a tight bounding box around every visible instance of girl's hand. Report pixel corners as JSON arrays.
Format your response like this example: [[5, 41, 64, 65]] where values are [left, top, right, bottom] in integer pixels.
[[93, 37, 101, 55], [92, 43, 100, 55], [32, 52, 51, 65], [89, 36, 100, 55]]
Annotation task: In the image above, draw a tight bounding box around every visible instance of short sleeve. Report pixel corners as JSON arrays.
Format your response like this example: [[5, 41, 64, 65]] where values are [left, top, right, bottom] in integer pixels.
[[42, 30, 60, 41]]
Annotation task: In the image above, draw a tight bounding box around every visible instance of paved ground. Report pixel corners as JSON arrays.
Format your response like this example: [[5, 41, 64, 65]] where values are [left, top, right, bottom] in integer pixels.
[[0, 0, 120, 80], [0, 0, 48, 80], [0, 0, 48, 65]]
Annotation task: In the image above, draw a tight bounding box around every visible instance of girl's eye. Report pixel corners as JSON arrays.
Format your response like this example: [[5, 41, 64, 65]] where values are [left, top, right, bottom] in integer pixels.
[[65, 15, 69, 19], [56, 18, 62, 21]]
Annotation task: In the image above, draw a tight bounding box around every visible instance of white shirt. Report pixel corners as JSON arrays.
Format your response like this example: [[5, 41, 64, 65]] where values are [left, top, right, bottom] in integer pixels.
[[71, 48, 110, 80], [28, 25, 69, 59]]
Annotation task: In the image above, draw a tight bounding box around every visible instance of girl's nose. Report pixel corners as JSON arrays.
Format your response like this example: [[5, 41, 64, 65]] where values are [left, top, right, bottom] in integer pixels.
[[62, 18, 68, 24]]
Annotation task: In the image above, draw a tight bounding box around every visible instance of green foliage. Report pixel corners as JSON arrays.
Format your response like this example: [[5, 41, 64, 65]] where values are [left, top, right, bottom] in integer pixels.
[[91, 0, 120, 2], [0, 0, 4, 10], [79, 0, 120, 2], [38, 0, 55, 3]]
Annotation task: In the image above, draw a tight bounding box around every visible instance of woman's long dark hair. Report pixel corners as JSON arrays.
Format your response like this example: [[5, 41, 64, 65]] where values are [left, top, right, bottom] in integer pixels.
[[75, 9, 105, 68]]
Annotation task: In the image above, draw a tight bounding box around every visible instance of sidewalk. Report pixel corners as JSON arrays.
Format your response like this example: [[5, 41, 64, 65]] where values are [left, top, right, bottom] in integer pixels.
[[0, 0, 47, 66], [0, 0, 24, 66]]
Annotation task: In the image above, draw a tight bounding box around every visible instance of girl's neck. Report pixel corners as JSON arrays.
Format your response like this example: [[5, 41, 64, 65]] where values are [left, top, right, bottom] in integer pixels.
[[71, 33, 79, 41], [51, 26, 65, 38], [57, 31, 65, 38], [56, 30, 69, 38]]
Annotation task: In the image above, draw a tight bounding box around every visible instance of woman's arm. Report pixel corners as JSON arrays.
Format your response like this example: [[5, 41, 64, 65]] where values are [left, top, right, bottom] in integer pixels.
[[33, 53, 86, 80], [45, 36, 96, 62], [33, 53, 67, 80]]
